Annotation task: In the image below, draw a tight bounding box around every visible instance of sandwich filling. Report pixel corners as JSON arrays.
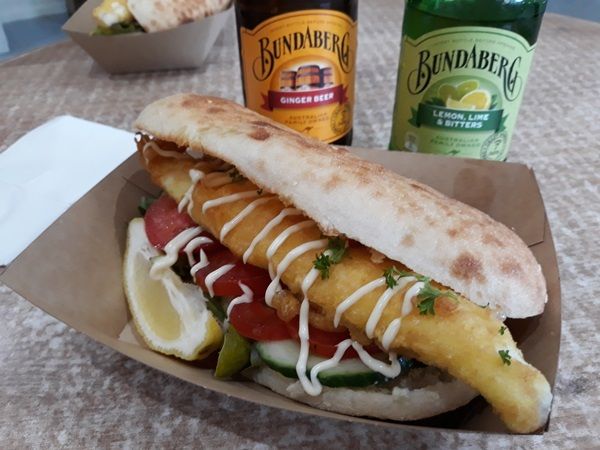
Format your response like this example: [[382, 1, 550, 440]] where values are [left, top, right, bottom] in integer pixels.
[[132, 133, 552, 433]]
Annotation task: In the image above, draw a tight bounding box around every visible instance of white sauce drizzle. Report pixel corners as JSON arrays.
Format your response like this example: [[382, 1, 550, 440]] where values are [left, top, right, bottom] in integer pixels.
[[265, 239, 327, 306], [189, 250, 210, 279], [178, 169, 205, 214], [296, 254, 331, 395], [149, 227, 202, 279], [185, 147, 204, 159], [365, 277, 416, 339], [142, 141, 188, 165], [242, 208, 302, 263], [334, 278, 387, 327], [380, 280, 424, 350], [203, 172, 234, 189], [204, 264, 235, 298], [219, 197, 275, 241], [382, 319, 402, 351], [304, 337, 402, 397], [177, 169, 204, 214], [226, 282, 254, 318], [183, 236, 213, 266], [202, 191, 260, 214], [265, 220, 314, 277], [352, 343, 401, 378]]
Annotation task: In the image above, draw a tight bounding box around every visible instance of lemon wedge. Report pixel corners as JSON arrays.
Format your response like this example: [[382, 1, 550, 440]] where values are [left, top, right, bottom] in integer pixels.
[[446, 98, 477, 110], [123, 218, 223, 360], [460, 89, 491, 110]]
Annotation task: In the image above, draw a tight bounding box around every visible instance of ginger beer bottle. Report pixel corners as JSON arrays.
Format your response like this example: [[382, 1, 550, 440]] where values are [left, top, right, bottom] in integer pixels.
[[235, 0, 358, 146], [389, 0, 547, 160]]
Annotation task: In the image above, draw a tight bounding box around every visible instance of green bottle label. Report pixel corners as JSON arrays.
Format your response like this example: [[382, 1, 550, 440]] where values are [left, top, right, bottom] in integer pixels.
[[391, 26, 535, 160]]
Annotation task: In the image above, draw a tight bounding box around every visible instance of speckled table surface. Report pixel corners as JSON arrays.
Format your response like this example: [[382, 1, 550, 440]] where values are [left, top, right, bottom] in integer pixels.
[[1, 2, 600, 448]]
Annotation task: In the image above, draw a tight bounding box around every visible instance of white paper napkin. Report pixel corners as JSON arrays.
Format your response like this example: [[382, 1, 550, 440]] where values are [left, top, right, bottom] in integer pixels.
[[0, 116, 135, 266]]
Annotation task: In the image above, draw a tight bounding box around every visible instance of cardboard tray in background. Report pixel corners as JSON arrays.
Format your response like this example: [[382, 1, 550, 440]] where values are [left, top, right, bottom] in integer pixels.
[[0, 150, 561, 434], [62, 0, 232, 74]]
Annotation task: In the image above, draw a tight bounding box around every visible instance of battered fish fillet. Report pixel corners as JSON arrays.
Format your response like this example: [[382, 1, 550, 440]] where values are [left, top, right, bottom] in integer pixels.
[[141, 144, 552, 434]]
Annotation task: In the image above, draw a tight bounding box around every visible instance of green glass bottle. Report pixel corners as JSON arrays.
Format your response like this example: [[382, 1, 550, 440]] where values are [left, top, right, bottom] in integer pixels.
[[389, 0, 547, 160]]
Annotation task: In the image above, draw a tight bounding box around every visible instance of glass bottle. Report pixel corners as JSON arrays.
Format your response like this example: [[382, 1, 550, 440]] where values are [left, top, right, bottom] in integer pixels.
[[235, 0, 358, 146], [389, 0, 547, 160]]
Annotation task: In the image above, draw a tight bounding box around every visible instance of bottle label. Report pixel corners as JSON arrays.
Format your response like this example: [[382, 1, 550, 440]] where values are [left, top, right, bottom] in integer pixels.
[[391, 26, 536, 160], [240, 10, 357, 143]]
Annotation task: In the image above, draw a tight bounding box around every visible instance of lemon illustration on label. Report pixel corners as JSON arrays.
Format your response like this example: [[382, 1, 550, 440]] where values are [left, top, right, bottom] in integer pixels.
[[455, 80, 479, 99], [460, 89, 491, 110], [446, 98, 477, 110], [438, 84, 457, 102]]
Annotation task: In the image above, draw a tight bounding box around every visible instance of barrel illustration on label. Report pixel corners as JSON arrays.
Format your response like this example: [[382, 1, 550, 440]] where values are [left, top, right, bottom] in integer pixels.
[[238, 10, 357, 144]]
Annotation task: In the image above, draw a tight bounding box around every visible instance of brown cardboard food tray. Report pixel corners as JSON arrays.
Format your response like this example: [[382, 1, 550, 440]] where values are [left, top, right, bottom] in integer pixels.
[[0, 149, 561, 434], [62, 0, 232, 74]]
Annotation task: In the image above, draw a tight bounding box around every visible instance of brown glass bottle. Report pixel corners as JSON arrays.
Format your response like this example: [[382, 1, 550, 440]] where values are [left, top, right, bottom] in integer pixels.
[[234, 0, 358, 146]]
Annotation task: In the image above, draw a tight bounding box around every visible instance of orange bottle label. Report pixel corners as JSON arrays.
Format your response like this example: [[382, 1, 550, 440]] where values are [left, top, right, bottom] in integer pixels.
[[240, 10, 357, 143]]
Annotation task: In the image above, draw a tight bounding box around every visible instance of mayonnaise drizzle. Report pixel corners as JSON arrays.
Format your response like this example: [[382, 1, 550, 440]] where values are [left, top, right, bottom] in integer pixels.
[[142, 141, 188, 165], [178, 169, 205, 214], [352, 344, 401, 378], [185, 147, 204, 159], [242, 208, 302, 263], [203, 172, 234, 189], [226, 282, 254, 318], [265, 239, 327, 306], [149, 227, 202, 279], [189, 250, 210, 278], [204, 264, 235, 297], [296, 254, 331, 395], [219, 197, 275, 241], [202, 191, 260, 213], [183, 236, 213, 266], [382, 319, 402, 351], [334, 278, 387, 327], [380, 280, 424, 350], [265, 220, 314, 277], [365, 277, 416, 339], [303, 337, 402, 396]]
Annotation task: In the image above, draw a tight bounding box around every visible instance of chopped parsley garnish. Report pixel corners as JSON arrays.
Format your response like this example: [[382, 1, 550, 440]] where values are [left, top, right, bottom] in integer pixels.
[[499, 326, 507, 335], [383, 266, 428, 289], [313, 237, 347, 280], [327, 237, 346, 264], [313, 253, 333, 280], [498, 349, 512, 366], [416, 282, 456, 316], [228, 168, 245, 182]]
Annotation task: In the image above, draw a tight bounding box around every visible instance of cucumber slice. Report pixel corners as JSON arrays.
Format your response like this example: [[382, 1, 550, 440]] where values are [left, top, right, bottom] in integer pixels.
[[255, 340, 387, 388]]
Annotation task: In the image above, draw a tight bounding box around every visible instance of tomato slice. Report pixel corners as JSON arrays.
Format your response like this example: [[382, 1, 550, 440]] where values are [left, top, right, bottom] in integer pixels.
[[229, 300, 291, 341], [284, 319, 358, 359], [144, 194, 197, 249], [194, 249, 272, 298], [285, 319, 381, 359]]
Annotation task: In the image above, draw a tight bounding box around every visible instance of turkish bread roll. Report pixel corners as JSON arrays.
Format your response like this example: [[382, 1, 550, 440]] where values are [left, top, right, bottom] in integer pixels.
[[134, 94, 552, 433]]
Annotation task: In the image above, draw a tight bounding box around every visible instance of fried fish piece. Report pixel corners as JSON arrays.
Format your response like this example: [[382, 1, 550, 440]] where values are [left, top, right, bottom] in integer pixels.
[[140, 142, 552, 433]]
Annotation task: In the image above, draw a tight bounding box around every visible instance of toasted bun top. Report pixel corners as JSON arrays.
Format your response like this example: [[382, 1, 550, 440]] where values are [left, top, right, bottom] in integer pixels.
[[127, 0, 229, 32], [134, 94, 547, 318]]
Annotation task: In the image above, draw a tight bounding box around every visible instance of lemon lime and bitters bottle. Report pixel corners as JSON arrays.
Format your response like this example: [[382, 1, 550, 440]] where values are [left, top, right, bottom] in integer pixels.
[[389, 0, 548, 160], [234, 0, 358, 145]]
